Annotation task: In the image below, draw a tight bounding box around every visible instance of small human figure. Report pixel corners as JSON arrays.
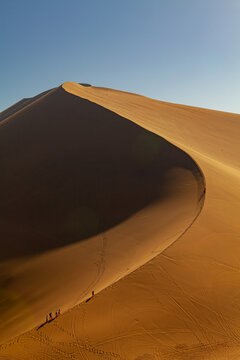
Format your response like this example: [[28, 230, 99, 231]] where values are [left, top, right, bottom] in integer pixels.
[[49, 312, 52, 320], [46, 314, 48, 323], [55, 310, 58, 318], [58, 309, 60, 316], [92, 290, 95, 297]]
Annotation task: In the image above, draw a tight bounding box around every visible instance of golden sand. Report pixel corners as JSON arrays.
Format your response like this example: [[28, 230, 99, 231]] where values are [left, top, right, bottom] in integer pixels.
[[0, 82, 239, 359]]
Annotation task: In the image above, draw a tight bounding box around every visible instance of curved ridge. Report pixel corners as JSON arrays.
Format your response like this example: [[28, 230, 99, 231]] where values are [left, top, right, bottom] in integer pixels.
[[0, 84, 205, 344]]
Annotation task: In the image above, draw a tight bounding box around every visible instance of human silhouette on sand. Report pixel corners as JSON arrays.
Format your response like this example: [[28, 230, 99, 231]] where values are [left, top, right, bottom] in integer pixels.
[[86, 290, 95, 303], [37, 309, 61, 330]]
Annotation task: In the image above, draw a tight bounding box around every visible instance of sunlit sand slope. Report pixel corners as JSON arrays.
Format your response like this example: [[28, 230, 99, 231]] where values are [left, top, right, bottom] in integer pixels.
[[0, 85, 204, 345]]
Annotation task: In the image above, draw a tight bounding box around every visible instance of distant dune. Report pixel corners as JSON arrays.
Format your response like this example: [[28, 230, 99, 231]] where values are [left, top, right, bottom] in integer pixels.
[[0, 88, 54, 123], [0, 82, 239, 360]]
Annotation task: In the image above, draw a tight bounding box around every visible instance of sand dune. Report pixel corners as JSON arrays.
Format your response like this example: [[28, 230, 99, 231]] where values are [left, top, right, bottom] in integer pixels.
[[0, 82, 239, 359], [0, 84, 204, 344]]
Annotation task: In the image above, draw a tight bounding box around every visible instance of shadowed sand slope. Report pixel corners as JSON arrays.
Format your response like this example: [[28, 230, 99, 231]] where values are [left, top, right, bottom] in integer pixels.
[[0, 85, 204, 344], [0, 86, 203, 259]]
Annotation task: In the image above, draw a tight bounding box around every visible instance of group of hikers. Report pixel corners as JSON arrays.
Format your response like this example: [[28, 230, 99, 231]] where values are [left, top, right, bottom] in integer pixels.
[[46, 309, 61, 323], [45, 290, 95, 325]]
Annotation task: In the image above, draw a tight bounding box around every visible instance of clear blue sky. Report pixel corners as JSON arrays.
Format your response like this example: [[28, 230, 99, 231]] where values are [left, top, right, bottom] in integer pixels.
[[1, 0, 240, 113]]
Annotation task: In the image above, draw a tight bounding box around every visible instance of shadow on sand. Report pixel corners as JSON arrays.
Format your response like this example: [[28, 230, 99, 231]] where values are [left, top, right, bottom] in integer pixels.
[[37, 316, 58, 331], [0, 87, 204, 261]]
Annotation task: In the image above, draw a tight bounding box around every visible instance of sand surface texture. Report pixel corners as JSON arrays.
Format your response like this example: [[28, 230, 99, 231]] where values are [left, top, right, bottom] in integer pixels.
[[0, 82, 239, 359]]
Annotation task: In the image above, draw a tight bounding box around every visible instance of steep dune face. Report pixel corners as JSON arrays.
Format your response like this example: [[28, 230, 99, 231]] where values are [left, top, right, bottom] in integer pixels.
[[0, 85, 204, 343]]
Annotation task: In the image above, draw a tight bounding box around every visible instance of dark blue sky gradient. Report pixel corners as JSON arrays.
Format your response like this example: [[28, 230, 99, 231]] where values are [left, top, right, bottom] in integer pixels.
[[1, 0, 240, 113]]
